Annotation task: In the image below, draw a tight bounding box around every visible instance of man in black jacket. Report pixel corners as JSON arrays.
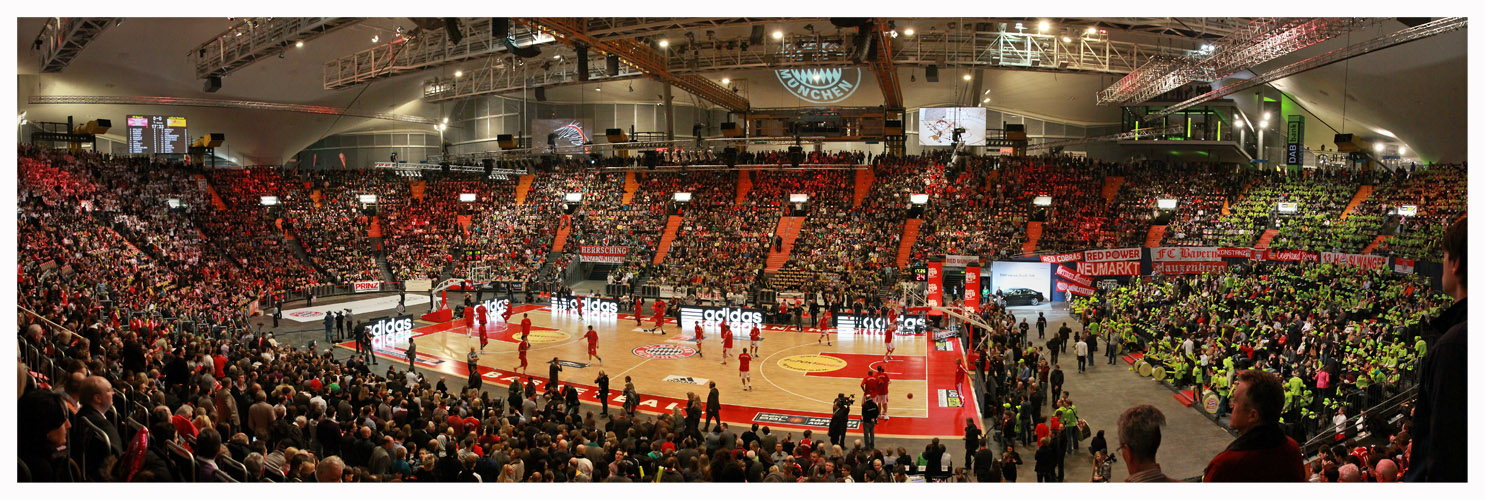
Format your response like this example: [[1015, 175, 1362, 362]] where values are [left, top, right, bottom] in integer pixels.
[[1049, 364, 1065, 406], [1034, 436, 1056, 482], [923, 438, 946, 480], [595, 371, 611, 416], [705, 382, 722, 429], [860, 397, 879, 449], [1406, 218, 1467, 482], [70, 376, 123, 481]]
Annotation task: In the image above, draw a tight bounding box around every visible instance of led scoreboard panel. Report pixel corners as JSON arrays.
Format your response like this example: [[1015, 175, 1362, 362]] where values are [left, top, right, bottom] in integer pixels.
[[126, 115, 189, 154]]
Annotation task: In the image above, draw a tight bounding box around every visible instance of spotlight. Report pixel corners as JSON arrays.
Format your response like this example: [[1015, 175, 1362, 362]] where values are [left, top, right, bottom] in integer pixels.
[[295, 40, 304, 48], [1398, 146, 1407, 155], [443, 117, 449, 124], [594, 87, 601, 91], [772, 30, 783, 40], [1234, 119, 1244, 128], [1259, 120, 1269, 129], [1062, 36, 1071, 43], [890, 30, 898, 38], [904, 28, 915, 36], [721, 78, 730, 85], [372, 35, 379, 43], [1086, 27, 1097, 35], [659, 39, 669, 48], [454, 70, 463, 78], [1263, 112, 1271, 120], [1039, 20, 1050, 32], [963, 73, 972, 81], [1374, 143, 1384, 153]]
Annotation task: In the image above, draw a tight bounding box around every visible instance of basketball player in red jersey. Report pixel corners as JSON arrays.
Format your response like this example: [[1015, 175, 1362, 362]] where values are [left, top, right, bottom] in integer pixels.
[[520, 313, 533, 340], [883, 322, 897, 361], [693, 322, 706, 358], [738, 349, 754, 391], [955, 358, 969, 393], [475, 302, 489, 350], [721, 326, 734, 365], [573, 295, 585, 320], [650, 298, 668, 333], [634, 296, 644, 326], [501, 303, 513, 324], [875, 365, 891, 420], [817, 310, 832, 346], [463, 305, 476, 339], [583, 325, 603, 365], [861, 370, 879, 403], [749, 324, 761, 352], [517, 336, 532, 374]]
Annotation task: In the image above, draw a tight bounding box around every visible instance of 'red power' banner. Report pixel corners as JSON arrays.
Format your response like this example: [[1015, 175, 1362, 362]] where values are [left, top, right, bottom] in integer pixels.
[[964, 265, 981, 314], [1153, 261, 1227, 274], [1040, 251, 1084, 264], [927, 261, 944, 307], [1055, 265, 1093, 287], [1082, 247, 1141, 262], [1078, 260, 1141, 276]]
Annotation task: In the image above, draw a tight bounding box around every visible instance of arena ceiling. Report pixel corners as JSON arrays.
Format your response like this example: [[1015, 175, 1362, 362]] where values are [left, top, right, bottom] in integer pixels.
[[16, 17, 1467, 165]]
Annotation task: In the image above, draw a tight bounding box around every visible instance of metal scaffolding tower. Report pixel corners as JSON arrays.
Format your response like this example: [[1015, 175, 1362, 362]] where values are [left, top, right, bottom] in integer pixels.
[[33, 18, 119, 73]]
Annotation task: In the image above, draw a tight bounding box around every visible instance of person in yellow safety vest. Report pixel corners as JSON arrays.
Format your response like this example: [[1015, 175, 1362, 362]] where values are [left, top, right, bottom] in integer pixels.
[[1213, 370, 1231, 417], [1286, 374, 1304, 395]]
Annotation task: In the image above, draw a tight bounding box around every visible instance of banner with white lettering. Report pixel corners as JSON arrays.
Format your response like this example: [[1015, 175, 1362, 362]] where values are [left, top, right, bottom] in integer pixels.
[[1261, 249, 1319, 262], [1077, 260, 1141, 276], [1394, 257, 1415, 274], [1321, 252, 1388, 270], [1152, 247, 1221, 262], [1058, 281, 1095, 297], [964, 266, 981, 314], [1055, 265, 1093, 287], [1040, 252, 1084, 264], [580, 246, 629, 264], [1153, 261, 1227, 275], [354, 281, 380, 293], [1082, 247, 1141, 263], [1216, 247, 1260, 259], [945, 255, 980, 267], [927, 261, 944, 307]]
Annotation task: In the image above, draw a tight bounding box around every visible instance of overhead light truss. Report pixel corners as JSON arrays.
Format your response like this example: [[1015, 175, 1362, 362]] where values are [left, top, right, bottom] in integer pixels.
[[27, 95, 436, 124], [192, 17, 361, 79], [34, 18, 120, 73], [1145, 17, 1466, 119], [323, 18, 547, 90], [1027, 124, 1184, 150]]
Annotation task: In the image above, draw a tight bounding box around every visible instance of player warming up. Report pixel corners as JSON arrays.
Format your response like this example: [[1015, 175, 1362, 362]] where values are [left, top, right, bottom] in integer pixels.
[[463, 305, 476, 339], [738, 348, 754, 391], [817, 312, 832, 346], [750, 324, 761, 352], [693, 323, 706, 358], [874, 365, 891, 420], [648, 298, 668, 334], [883, 322, 897, 361], [583, 325, 603, 365], [475, 301, 489, 352], [633, 296, 644, 327], [516, 335, 532, 374], [721, 323, 734, 365]]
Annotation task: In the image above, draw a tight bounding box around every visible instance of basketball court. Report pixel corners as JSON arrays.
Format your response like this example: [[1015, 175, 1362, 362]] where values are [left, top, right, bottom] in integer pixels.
[[338, 301, 981, 439]]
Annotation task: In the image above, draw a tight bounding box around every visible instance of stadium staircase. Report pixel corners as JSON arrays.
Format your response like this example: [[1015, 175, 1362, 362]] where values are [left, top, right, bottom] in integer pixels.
[[287, 236, 330, 280], [1340, 185, 1373, 220], [736, 170, 753, 204], [552, 215, 572, 252], [1022, 221, 1044, 253], [1362, 235, 1389, 254], [622, 171, 639, 205], [375, 254, 397, 283], [853, 167, 875, 207], [1101, 176, 1125, 206], [1145, 225, 1167, 247], [895, 218, 923, 268], [652, 215, 684, 265], [195, 174, 228, 211], [1253, 229, 1281, 249], [515, 174, 534, 205], [764, 216, 806, 273]]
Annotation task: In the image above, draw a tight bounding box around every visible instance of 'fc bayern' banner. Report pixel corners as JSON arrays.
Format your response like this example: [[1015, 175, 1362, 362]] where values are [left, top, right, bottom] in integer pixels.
[[1082, 248, 1141, 263], [579, 246, 629, 264], [1394, 258, 1415, 274], [1321, 252, 1389, 270], [1055, 265, 1093, 287], [1153, 261, 1227, 274], [1040, 252, 1084, 264], [1077, 260, 1141, 276], [964, 265, 981, 314], [1057, 280, 1095, 297], [927, 261, 944, 307], [1152, 247, 1220, 262]]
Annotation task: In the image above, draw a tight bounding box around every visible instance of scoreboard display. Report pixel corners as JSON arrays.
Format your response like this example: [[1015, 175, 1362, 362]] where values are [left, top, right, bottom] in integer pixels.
[[126, 115, 189, 154]]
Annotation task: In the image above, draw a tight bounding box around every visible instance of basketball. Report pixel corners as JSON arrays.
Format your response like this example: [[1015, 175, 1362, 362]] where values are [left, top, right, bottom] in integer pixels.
[[907, 393, 913, 399]]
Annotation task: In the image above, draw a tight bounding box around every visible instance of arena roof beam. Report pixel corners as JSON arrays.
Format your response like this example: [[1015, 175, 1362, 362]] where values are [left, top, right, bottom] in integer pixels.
[[514, 18, 751, 112], [192, 18, 362, 79], [33, 18, 119, 73], [1144, 17, 1467, 120], [323, 18, 548, 90], [1026, 124, 1184, 150], [868, 18, 904, 109], [27, 95, 436, 124], [423, 54, 647, 103]]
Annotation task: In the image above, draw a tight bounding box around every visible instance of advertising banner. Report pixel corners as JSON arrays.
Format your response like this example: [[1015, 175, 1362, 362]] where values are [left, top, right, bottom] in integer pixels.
[[1262, 249, 1319, 262], [549, 295, 620, 319], [1060, 281, 1096, 297], [579, 245, 629, 264], [1321, 252, 1389, 270], [404, 279, 433, 292], [678, 305, 766, 333], [368, 315, 416, 350], [1216, 247, 1260, 259], [1153, 261, 1228, 275], [1055, 265, 1093, 287], [945, 255, 980, 267], [1077, 260, 1141, 276], [1039, 252, 1084, 264], [927, 261, 944, 307], [353, 281, 380, 293], [835, 313, 928, 335], [964, 265, 981, 314], [1152, 246, 1221, 262], [478, 298, 511, 322], [1082, 247, 1141, 263]]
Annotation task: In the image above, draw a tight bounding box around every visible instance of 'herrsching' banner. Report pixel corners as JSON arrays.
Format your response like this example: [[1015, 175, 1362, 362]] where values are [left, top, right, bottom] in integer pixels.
[[579, 246, 629, 264], [679, 305, 765, 333]]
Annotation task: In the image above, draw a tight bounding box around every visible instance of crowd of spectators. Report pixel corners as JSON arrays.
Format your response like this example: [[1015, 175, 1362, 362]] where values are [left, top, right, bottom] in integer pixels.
[[1108, 161, 1244, 247], [280, 171, 402, 283], [1353, 165, 1467, 261], [200, 168, 321, 294]]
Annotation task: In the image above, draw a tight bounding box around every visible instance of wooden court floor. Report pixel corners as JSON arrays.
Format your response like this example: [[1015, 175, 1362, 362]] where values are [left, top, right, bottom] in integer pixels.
[[340, 303, 981, 438]]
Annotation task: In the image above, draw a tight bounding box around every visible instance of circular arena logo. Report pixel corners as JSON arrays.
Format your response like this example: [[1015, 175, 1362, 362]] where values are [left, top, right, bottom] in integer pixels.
[[513, 330, 570, 343], [777, 354, 848, 373], [633, 344, 698, 360], [289, 311, 322, 319], [775, 68, 861, 104]]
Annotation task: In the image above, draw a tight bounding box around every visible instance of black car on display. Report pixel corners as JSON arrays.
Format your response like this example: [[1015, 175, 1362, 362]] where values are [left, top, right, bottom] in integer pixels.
[[1003, 288, 1045, 306]]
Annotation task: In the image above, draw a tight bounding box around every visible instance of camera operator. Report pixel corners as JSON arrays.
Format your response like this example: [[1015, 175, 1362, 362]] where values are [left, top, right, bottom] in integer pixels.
[[829, 393, 854, 447]]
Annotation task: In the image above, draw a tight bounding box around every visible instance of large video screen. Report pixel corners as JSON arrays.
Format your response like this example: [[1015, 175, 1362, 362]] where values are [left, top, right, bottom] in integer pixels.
[[918, 107, 986, 146], [988, 261, 1052, 301], [126, 115, 189, 154], [531, 118, 593, 148]]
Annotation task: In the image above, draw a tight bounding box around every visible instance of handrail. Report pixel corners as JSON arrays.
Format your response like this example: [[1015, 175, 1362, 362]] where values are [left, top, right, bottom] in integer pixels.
[[1300, 383, 1418, 457]]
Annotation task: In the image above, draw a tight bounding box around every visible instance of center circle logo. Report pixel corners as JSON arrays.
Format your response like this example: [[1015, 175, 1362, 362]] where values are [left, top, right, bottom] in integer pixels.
[[289, 311, 321, 318], [633, 344, 698, 360], [775, 68, 861, 104], [513, 330, 570, 343], [777, 354, 848, 373]]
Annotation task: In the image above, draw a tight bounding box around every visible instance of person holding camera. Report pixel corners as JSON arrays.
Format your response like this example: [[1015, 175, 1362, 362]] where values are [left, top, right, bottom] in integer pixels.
[[829, 393, 853, 447]]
